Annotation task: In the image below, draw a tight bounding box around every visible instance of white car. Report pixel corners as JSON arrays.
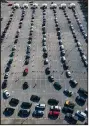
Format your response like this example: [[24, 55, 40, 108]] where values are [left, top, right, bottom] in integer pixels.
[[76, 111, 86, 119], [41, 3, 47, 9], [50, 106, 61, 111], [61, 56, 66, 63], [82, 55, 87, 61], [60, 3, 67, 9], [50, 3, 57, 9], [3, 90, 10, 98], [13, 3, 20, 8], [66, 70, 71, 78], [36, 104, 46, 109], [69, 3, 76, 9], [60, 45, 64, 50], [22, 3, 29, 8], [32, 3, 38, 9]]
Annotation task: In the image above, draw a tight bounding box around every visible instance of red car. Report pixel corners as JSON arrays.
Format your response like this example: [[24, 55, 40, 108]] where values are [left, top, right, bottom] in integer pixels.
[[49, 111, 60, 116], [24, 68, 28, 74], [8, 3, 13, 6]]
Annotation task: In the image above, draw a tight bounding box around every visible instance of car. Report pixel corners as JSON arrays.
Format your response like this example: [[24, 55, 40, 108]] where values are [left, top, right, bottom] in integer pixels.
[[61, 56, 66, 63], [65, 113, 78, 124], [44, 58, 48, 65], [48, 111, 60, 117], [43, 46, 47, 52], [8, 58, 13, 64], [61, 50, 65, 56], [78, 88, 88, 97], [76, 110, 86, 119], [41, 3, 47, 9], [9, 98, 19, 107], [62, 107, 74, 114], [45, 67, 50, 75], [33, 110, 44, 117], [82, 55, 87, 61], [50, 106, 61, 111], [3, 107, 15, 116], [60, 3, 66, 9], [25, 59, 29, 65], [22, 3, 29, 8], [69, 78, 78, 87], [23, 82, 29, 89], [53, 82, 62, 90], [18, 109, 30, 117], [13, 3, 20, 9], [4, 72, 9, 79], [63, 62, 69, 70], [69, 3, 76, 9], [3, 90, 10, 98], [77, 95, 86, 101], [21, 102, 32, 109], [43, 52, 48, 58], [48, 99, 59, 105], [25, 54, 30, 59], [30, 95, 40, 102], [60, 45, 64, 50], [23, 68, 28, 75], [35, 104, 46, 110], [66, 70, 71, 78], [5, 65, 10, 72], [64, 89, 73, 96], [64, 100, 75, 108], [48, 75, 54, 82], [2, 80, 7, 89], [84, 107, 88, 115], [50, 3, 57, 9], [31, 3, 38, 9]]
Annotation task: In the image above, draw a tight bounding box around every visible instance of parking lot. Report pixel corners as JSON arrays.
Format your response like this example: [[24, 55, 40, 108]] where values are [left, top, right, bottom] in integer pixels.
[[1, 1, 88, 124]]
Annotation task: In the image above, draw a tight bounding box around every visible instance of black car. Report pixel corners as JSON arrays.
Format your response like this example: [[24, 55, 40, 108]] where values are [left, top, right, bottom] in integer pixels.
[[30, 95, 40, 102], [25, 54, 30, 59], [65, 113, 78, 124], [53, 82, 62, 90], [23, 82, 29, 89], [48, 75, 54, 82], [43, 52, 48, 58], [25, 59, 29, 65], [62, 107, 74, 114], [69, 78, 78, 87], [2, 80, 7, 89], [45, 67, 50, 75], [9, 98, 19, 107], [48, 99, 59, 105], [44, 59, 49, 65], [63, 62, 69, 70], [18, 109, 30, 118], [21, 102, 32, 109], [3, 107, 15, 116], [76, 96, 86, 103], [78, 88, 88, 97]]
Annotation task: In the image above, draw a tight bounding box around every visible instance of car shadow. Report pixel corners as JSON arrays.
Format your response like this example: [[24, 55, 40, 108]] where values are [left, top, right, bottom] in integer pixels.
[[32, 113, 43, 118], [48, 114, 58, 120]]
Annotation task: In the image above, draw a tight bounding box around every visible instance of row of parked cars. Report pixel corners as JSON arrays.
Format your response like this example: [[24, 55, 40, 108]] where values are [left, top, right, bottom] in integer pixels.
[[1, 7, 16, 43], [2, 8, 27, 91], [22, 8, 36, 89], [62, 8, 88, 69], [41, 5, 62, 91], [71, 8, 88, 43], [52, 7, 78, 90]]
